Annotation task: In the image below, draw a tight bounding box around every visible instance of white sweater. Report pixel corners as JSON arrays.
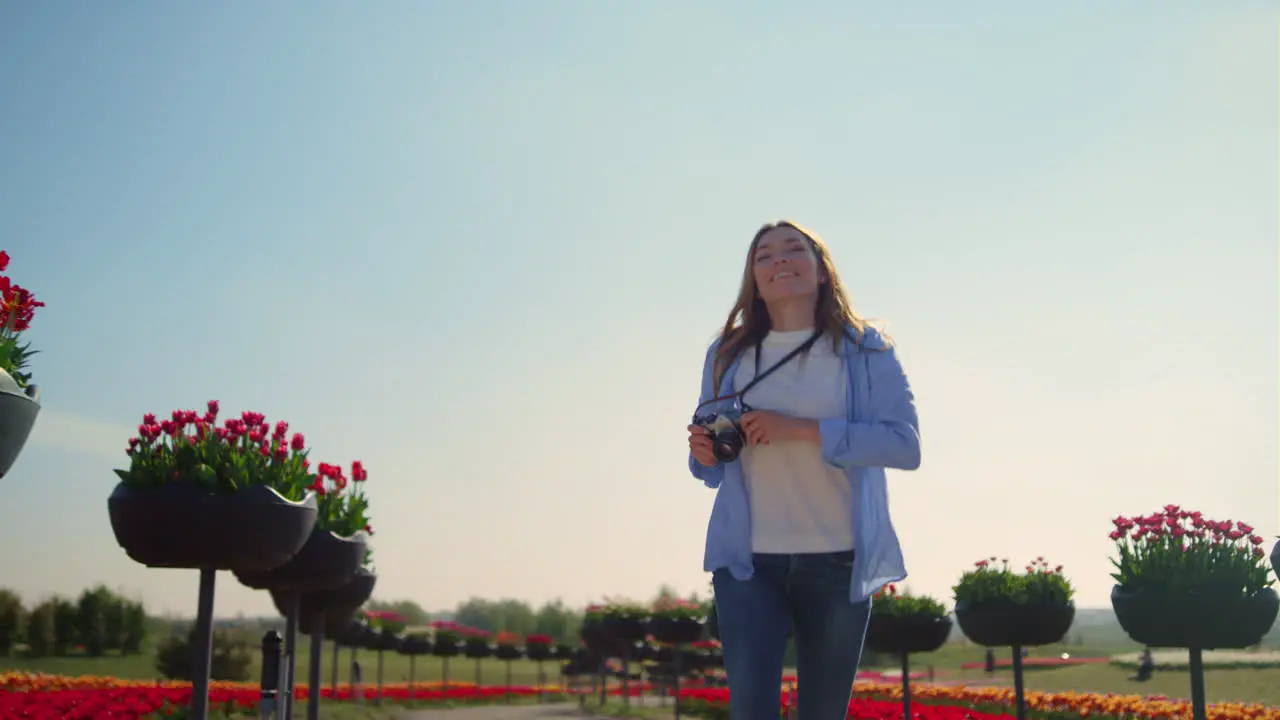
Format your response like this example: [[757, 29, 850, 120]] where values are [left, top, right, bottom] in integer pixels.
[[735, 328, 853, 554]]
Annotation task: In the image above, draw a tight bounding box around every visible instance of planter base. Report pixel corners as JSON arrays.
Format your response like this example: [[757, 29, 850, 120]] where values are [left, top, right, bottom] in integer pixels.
[[1111, 585, 1279, 649], [865, 614, 953, 655], [955, 598, 1074, 648], [108, 483, 317, 572], [0, 385, 39, 479]]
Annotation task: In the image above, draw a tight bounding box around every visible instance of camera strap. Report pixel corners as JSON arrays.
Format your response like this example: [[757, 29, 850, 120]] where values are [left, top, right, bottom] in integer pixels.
[[694, 329, 824, 411]]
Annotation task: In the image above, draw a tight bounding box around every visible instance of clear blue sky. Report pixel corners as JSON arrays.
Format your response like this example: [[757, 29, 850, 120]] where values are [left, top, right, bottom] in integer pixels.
[[1, 2, 1274, 618]]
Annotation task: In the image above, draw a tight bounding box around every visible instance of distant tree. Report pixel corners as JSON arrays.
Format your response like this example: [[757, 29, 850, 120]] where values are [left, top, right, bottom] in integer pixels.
[[75, 587, 109, 657], [24, 601, 56, 658], [121, 601, 147, 655], [52, 597, 77, 655], [532, 599, 580, 643], [155, 626, 252, 682], [0, 588, 24, 656]]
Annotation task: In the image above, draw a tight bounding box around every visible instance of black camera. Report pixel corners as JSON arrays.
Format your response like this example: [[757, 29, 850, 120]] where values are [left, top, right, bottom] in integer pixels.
[[692, 403, 754, 463]]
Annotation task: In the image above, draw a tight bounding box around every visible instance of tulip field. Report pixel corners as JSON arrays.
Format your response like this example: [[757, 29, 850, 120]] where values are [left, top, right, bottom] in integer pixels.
[[1, 658, 1278, 719]]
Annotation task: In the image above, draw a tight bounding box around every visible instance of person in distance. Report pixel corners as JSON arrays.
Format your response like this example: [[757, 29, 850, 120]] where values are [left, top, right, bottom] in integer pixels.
[[686, 220, 921, 720]]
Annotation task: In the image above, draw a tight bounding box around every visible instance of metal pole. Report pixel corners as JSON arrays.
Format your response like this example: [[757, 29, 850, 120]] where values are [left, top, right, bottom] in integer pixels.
[[306, 617, 325, 720], [190, 568, 217, 720], [900, 652, 911, 720], [330, 640, 339, 692], [259, 631, 282, 720], [537, 660, 544, 703], [673, 646, 682, 720], [1189, 647, 1207, 720], [282, 592, 300, 720], [1011, 646, 1026, 720], [409, 655, 416, 705], [375, 649, 384, 706], [505, 659, 512, 703]]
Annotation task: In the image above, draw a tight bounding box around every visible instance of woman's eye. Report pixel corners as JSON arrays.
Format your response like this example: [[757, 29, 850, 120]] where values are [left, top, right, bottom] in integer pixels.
[[756, 255, 770, 263]]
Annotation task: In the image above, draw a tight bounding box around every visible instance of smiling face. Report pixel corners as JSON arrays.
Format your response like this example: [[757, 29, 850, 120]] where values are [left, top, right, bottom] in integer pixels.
[[750, 224, 826, 304]]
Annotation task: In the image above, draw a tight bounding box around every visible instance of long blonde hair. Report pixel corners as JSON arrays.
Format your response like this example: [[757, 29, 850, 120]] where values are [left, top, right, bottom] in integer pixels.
[[713, 220, 878, 393]]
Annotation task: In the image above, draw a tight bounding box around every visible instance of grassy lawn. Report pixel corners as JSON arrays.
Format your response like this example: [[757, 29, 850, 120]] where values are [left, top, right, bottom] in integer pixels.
[[0, 649, 558, 688]]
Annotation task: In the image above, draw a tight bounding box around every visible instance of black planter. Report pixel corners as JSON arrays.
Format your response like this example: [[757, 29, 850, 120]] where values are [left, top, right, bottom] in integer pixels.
[[1271, 540, 1279, 579], [649, 617, 705, 645], [399, 636, 432, 656], [108, 483, 317, 572], [865, 614, 953, 655], [553, 643, 573, 660], [1111, 585, 1280, 649], [707, 604, 720, 641], [955, 598, 1075, 648], [526, 642, 553, 661], [495, 644, 522, 661], [601, 616, 647, 643], [235, 528, 368, 592], [272, 567, 377, 635], [333, 620, 370, 646], [0, 384, 39, 479], [464, 638, 493, 659], [432, 638, 460, 658], [362, 628, 386, 651], [375, 631, 404, 652]]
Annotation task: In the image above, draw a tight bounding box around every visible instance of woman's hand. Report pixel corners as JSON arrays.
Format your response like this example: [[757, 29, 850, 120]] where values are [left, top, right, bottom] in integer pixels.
[[687, 425, 719, 466], [741, 411, 820, 446]]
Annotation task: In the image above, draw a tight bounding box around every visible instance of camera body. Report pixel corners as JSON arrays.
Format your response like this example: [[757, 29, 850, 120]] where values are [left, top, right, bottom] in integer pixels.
[[692, 403, 754, 463]]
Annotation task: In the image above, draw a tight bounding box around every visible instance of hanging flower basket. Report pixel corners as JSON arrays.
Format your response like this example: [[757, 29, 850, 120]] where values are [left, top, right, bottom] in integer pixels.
[[524, 635, 554, 661], [1109, 507, 1278, 649], [600, 600, 650, 644], [235, 528, 368, 593], [865, 584, 953, 655], [648, 596, 707, 645], [109, 482, 316, 572], [494, 632, 523, 661], [953, 557, 1076, 647], [274, 567, 377, 636], [109, 403, 324, 571], [0, 250, 44, 479], [430, 622, 462, 658], [399, 633, 433, 656], [463, 630, 493, 659], [237, 459, 374, 593]]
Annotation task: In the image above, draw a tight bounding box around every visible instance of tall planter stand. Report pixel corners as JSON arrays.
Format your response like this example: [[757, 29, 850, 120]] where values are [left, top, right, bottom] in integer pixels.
[[398, 636, 432, 705], [108, 484, 316, 720], [1112, 586, 1280, 720], [239, 528, 368, 720], [270, 568, 377, 720], [601, 616, 647, 709], [649, 617, 705, 719], [495, 644, 523, 703], [955, 598, 1075, 720], [865, 614, 953, 720], [464, 637, 493, 687], [526, 641, 554, 703], [432, 637, 460, 689], [0, 383, 39, 479]]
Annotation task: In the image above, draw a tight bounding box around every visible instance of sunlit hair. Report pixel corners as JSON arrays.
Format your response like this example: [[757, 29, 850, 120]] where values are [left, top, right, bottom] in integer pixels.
[[713, 220, 884, 392]]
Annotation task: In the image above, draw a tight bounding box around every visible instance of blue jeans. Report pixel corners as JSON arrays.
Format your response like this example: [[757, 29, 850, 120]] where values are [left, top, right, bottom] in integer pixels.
[[712, 551, 871, 720]]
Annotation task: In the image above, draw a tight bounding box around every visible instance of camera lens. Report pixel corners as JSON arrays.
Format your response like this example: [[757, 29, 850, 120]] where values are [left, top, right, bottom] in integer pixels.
[[713, 429, 744, 462]]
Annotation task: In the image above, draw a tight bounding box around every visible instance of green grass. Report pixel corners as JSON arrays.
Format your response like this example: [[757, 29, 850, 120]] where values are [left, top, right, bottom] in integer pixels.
[[0, 649, 559, 689]]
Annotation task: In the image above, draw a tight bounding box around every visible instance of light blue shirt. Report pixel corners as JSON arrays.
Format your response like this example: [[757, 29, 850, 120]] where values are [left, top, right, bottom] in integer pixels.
[[688, 325, 921, 604]]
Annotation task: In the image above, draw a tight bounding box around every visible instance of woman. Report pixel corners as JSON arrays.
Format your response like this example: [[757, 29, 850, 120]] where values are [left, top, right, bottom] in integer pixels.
[[686, 220, 921, 720]]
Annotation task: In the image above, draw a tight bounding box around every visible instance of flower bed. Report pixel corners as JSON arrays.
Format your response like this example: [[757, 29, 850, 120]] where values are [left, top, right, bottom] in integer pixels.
[[6, 672, 1279, 720]]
